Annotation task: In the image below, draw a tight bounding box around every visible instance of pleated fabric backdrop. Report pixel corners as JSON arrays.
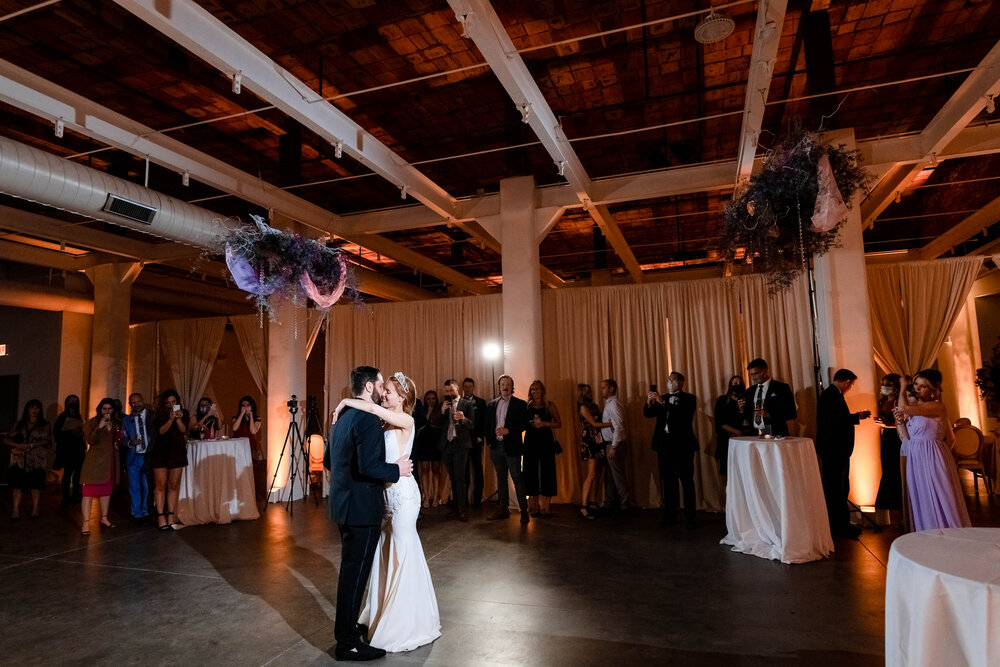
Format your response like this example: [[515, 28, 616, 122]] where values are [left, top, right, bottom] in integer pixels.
[[325, 273, 816, 511]]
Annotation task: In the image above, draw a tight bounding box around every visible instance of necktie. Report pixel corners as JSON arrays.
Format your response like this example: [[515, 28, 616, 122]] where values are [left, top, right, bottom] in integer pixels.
[[447, 401, 457, 441], [136, 415, 147, 453], [754, 385, 764, 429]]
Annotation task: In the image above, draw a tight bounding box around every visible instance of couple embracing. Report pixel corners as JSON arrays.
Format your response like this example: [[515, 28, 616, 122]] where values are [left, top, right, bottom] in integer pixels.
[[325, 365, 440, 661]]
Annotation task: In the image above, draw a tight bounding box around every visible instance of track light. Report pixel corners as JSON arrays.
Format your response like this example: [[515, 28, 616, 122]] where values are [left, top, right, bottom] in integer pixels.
[[894, 191, 901, 204], [519, 103, 531, 123], [181, 171, 190, 187], [930, 152, 938, 167], [456, 11, 473, 38], [54, 118, 64, 138], [400, 185, 408, 200], [232, 71, 242, 94], [556, 161, 566, 177], [988, 94, 996, 115], [334, 141, 343, 159]]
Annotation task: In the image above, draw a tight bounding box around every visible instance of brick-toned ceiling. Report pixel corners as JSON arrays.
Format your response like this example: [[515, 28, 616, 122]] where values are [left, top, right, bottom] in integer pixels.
[[0, 0, 998, 296]]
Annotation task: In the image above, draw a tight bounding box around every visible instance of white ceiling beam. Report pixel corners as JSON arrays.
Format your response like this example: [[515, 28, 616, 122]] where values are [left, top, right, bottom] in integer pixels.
[[113, 0, 457, 220], [449, 0, 643, 282], [861, 39, 1000, 227], [0, 59, 485, 295], [918, 193, 1000, 259], [735, 0, 789, 185]]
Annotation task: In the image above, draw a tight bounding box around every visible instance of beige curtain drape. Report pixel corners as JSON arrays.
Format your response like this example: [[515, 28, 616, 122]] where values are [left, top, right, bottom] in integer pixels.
[[867, 257, 984, 375], [126, 322, 158, 404], [325, 274, 816, 509], [230, 314, 268, 395], [159, 317, 227, 410], [306, 308, 326, 359]]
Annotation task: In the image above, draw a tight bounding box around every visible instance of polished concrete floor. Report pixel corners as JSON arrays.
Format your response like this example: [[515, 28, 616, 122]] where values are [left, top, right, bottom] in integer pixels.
[[2, 474, 997, 667]]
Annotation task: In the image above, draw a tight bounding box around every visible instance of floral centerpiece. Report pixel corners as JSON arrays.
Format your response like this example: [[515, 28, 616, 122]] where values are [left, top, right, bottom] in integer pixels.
[[722, 127, 873, 291]]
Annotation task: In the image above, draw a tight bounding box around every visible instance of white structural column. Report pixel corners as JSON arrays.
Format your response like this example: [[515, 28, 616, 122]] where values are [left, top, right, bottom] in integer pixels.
[[267, 298, 308, 503], [498, 177, 543, 387], [85, 262, 141, 411], [813, 128, 880, 506]]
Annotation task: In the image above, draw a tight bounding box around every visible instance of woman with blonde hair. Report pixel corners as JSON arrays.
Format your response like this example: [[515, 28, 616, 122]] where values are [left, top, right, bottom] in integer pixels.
[[524, 380, 561, 517], [576, 384, 605, 519], [332, 372, 440, 653]]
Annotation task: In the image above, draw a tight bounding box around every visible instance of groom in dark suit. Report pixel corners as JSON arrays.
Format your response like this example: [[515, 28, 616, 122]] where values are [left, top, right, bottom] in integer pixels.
[[325, 366, 413, 661], [644, 372, 699, 528], [743, 358, 798, 436]]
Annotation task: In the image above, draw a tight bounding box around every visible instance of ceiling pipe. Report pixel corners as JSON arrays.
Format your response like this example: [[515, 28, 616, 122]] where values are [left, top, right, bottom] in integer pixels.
[[0, 135, 435, 301]]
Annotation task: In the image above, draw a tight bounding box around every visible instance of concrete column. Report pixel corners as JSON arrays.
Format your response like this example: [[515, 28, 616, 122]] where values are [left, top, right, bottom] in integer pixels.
[[267, 297, 308, 502], [813, 128, 880, 507], [86, 262, 140, 411], [498, 176, 543, 388], [59, 312, 93, 414]]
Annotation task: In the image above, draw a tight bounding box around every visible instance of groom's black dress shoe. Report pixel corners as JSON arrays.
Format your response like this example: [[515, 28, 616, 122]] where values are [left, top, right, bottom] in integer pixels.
[[334, 643, 386, 661]]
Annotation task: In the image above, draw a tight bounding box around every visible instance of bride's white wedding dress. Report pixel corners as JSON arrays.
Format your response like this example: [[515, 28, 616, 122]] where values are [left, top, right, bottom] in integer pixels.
[[359, 427, 441, 652]]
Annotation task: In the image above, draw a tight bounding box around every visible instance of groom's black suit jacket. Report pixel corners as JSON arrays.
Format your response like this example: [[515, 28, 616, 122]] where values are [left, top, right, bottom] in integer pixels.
[[742, 379, 797, 436], [324, 406, 399, 526]]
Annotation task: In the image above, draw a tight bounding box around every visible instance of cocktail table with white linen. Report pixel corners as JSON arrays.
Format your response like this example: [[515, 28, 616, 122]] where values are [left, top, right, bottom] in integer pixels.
[[721, 436, 834, 564], [176, 437, 260, 526], [885, 528, 1000, 667]]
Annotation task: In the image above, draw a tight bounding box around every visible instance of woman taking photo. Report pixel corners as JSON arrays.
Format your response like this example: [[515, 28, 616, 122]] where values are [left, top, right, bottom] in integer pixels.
[[232, 396, 262, 458], [524, 380, 561, 517], [80, 398, 120, 534], [576, 384, 605, 519], [5, 399, 52, 520], [713, 375, 746, 477], [189, 397, 221, 440], [152, 390, 189, 531]]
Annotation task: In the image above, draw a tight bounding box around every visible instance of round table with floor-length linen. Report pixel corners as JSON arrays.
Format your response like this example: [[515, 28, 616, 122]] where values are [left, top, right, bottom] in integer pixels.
[[885, 528, 1000, 667], [721, 436, 834, 564], [175, 438, 260, 525]]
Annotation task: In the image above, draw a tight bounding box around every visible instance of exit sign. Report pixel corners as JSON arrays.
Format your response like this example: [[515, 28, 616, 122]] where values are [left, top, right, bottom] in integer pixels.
[[0, 344, 6, 356]]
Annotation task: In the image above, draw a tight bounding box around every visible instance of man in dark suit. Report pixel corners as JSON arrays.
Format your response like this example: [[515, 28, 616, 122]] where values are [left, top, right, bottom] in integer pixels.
[[644, 372, 699, 528], [324, 366, 413, 662], [743, 358, 798, 436], [484, 374, 531, 524], [438, 379, 476, 521], [462, 377, 488, 508], [816, 368, 871, 540]]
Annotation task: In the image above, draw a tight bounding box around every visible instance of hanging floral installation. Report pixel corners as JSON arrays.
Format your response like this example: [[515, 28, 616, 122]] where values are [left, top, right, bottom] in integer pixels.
[[721, 127, 873, 291], [219, 215, 357, 319]]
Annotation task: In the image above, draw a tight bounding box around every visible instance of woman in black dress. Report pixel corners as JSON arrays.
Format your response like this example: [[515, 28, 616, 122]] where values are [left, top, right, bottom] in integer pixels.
[[577, 384, 605, 519], [53, 394, 86, 504], [713, 375, 746, 477], [523, 380, 562, 517], [417, 390, 444, 507], [875, 373, 903, 517], [151, 389, 189, 530], [189, 397, 220, 440]]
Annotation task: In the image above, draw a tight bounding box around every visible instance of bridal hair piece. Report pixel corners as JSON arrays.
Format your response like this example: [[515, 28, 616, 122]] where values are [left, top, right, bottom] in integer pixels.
[[393, 372, 410, 394]]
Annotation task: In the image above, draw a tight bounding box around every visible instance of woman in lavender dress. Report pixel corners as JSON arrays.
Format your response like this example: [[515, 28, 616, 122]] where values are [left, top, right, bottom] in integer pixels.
[[894, 370, 970, 532]]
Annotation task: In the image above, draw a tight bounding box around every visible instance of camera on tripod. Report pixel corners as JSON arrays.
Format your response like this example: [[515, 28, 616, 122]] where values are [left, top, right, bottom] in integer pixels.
[[287, 395, 299, 412]]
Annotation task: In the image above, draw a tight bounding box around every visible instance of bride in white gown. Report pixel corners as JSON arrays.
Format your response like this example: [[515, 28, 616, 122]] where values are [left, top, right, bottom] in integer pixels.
[[333, 372, 441, 653]]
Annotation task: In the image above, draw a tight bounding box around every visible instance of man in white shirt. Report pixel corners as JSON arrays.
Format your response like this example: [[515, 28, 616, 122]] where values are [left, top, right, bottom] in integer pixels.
[[599, 378, 631, 511]]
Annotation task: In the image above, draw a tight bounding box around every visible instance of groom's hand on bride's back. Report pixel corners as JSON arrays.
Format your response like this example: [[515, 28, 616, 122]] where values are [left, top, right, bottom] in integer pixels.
[[395, 454, 413, 477]]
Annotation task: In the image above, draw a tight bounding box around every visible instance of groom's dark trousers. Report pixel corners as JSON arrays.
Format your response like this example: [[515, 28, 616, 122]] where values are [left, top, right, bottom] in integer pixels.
[[325, 406, 400, 649]]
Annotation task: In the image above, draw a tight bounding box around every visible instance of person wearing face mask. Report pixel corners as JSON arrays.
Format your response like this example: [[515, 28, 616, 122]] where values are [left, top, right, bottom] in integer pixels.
[[874, 374, 903, 519], [644, 372, 699, 528], [816, 369, 872, 539], [53, 394, 86, 505], [713, 376, 747, 478]]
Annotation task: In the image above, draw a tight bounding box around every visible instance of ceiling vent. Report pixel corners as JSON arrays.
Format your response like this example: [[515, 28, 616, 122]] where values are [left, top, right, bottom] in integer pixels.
[[102, 194, 157, 224], [694, 10, 735, 44]]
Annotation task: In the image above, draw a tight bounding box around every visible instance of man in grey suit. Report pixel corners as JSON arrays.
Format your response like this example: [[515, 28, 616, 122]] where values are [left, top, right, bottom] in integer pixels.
[[439, 378, 476, 522]]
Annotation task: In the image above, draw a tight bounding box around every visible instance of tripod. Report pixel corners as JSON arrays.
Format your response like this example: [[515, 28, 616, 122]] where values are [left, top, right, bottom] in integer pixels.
[[264, 396, 311, 516]]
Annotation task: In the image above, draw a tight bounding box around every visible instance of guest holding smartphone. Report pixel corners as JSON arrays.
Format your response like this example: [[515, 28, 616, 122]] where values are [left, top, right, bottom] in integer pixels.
[[232, 396, 263, 459], [190, 397, 220, 440], [81, 398, 120, 534], [713, 376, 746, 477], [151, 389, 189, 531]]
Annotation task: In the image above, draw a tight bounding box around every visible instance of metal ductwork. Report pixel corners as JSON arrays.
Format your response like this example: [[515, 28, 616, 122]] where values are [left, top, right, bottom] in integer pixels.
[[0, 135, 435, 302], [0, 135, 222, 247]]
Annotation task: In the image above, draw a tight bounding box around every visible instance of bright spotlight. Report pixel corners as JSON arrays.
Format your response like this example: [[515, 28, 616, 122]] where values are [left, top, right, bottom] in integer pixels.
[[482, 341, 501, 361]]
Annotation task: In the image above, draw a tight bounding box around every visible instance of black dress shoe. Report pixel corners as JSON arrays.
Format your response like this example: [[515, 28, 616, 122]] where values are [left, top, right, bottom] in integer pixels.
[[335, 643, 386, 661]]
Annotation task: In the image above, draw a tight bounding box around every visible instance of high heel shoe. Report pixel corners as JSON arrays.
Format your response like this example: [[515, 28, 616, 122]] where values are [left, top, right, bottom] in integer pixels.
[[81, 522, 91, 535], [166, 511, 180, 529], [157, 511, 170, 531], [100, 516, 115, 529]]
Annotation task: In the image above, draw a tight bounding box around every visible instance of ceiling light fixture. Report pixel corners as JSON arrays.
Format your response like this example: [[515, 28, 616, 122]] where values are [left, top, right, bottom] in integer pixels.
[[987, 94, 996, 114], [556, 161, 566, 177], [232, 71, 242, 95], [455, 11, 473, 38], [181, 171, 190, 187], [519, 103, 531, 123], [334, 141, 343, 159], [54, 118, 64, 138], [400, 185, 408, 200], [894, 191, 901, 204], [694, 8, 735, 44]]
